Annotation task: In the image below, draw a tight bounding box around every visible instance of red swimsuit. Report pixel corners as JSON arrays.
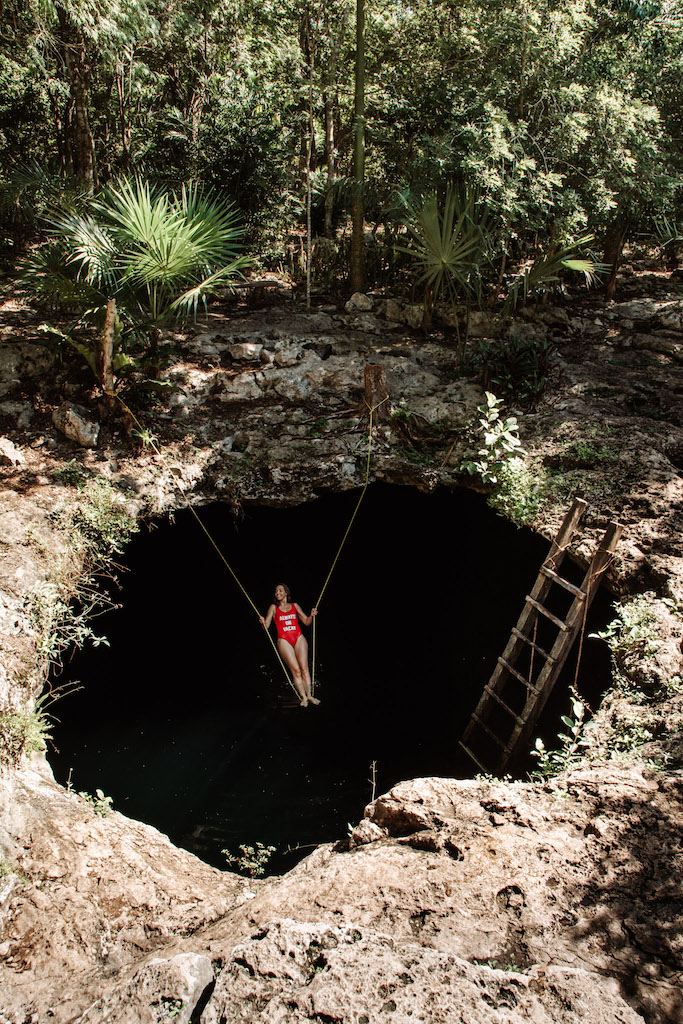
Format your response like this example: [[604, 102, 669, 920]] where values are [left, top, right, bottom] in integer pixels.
[[274, 604, 303, 647]]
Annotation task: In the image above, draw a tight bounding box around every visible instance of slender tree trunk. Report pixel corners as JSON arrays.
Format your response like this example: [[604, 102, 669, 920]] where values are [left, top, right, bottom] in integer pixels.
[[364, 363, 391, 422], [603, 218, 629, 301], [306, 11, 314, 311], [56, 6, 96, 191], [350, 0, 365, 293], [99, 299, 118, 418], [323, 5, 349, 238]]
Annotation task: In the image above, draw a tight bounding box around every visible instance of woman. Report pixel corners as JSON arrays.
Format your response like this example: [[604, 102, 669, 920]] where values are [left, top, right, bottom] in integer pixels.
[[260, 584, 320, 707]]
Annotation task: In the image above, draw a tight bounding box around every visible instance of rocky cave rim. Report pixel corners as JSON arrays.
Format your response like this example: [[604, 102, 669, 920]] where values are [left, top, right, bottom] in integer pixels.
[[42, 477, 619, 871]]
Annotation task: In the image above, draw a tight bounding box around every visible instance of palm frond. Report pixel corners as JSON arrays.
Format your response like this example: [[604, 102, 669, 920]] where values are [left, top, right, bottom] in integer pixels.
[[503, 235, 605, 315], [396, 184, 491, 305]]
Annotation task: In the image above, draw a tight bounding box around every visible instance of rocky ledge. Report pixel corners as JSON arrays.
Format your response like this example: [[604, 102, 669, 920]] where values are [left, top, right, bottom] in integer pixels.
[[1, 273, 683, 1022]]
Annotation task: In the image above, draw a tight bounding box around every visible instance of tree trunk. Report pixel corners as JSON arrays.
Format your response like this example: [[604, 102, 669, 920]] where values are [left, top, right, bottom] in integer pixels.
[[364, 363, 391, 422], [56, 6, 96, 191], [349, 0, 365, 294], [99, 299, 118, 418], [603, 219, 629, 301], [323, 5, 349, 238]]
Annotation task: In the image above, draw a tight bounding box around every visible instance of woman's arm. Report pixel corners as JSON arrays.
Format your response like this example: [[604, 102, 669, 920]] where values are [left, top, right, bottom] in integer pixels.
[[260, 604, 276, 628], [295, 603, 318, 627]]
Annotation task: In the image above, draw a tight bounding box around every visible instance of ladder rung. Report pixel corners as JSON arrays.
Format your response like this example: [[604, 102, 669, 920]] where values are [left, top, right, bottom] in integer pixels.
[[472, 713, 508, 750], [497, 657, 540, 694], [525, 596, 569, 631], [484, 685, 525, 726], [540, 565, 586, 600], [458, 741, 488, 773], [511, 628, 555, 663]]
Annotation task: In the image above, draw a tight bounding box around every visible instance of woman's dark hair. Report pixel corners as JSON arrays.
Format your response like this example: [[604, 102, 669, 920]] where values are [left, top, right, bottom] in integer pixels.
[[277, 583, 292, 601]]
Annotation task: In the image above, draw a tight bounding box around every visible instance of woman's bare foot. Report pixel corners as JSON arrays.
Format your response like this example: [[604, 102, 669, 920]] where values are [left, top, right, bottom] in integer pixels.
[[308, 696, 320, 705], [300, 698, 309, 707]]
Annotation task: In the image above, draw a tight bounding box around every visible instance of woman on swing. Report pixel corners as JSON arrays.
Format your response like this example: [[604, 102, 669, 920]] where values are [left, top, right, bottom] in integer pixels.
[[260, 584, 320, 707]]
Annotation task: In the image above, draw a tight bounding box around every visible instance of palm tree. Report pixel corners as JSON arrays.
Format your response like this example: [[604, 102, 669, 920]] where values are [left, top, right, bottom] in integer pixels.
[[502, 235, 605, 316], [24, 178, 250, 402], [398, 185, 491, 360]]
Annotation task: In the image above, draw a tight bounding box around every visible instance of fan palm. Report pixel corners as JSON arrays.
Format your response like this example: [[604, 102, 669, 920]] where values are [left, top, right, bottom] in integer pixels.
[[397, 185, 491, 359], [502, 235, 605, 317], [24, 179, 250, 398]]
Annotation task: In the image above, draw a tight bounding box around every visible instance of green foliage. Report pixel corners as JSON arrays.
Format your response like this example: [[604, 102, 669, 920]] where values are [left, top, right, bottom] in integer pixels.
[[502, 236, 605, 315], [78, 788, 114, 817], [25, 477, 136, 674], [222, 841, 276, 878], [397, 185, 490, 314], [0, 694, 54, 767], [488, 456, 541, 526], [51, 475, 136, 560], [26, 581, 110, 671], [590, 595, 660, 659], [25, 179, 250, 329], [475, 334, 553, 408], [530, 690, 587, 779], [461, 391, 524, 484]]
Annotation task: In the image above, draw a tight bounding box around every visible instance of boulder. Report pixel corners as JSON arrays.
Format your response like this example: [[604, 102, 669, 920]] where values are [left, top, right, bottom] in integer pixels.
[[51, 402, 100, 448], [384, 298, 403, 322], [0, 437, 25, 467], [345, 292, 374, 312], [202, 919, 642, 1024], [229, 342, 264, 362], [78, 953, 214, 1024], [402, 304, 424, 329]]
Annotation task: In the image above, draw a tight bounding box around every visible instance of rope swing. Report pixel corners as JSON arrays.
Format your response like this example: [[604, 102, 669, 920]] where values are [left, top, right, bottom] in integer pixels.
[[311, 396, 388, 693], [110, 385, 387, 699]]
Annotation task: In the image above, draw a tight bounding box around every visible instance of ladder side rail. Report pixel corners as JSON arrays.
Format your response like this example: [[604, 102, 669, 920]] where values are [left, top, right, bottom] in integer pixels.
[[498, 522, 622, 772], [542, 498, 587, 576], [489, 496, 588, 690], [457, 498, 589, 773]]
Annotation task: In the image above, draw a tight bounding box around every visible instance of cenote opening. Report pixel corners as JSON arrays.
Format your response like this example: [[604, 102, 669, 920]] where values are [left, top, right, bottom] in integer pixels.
[[48, 484, 613, 874]]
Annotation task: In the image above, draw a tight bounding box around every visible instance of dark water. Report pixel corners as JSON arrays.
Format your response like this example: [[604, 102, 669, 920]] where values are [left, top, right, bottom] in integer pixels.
[[48, 484, 613, 873]]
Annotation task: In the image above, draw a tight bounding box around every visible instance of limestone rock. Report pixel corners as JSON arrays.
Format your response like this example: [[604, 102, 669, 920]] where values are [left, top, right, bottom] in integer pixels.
[[402, 304, 424, 329], [384, 297, 403, 322], [229, 341, 263, 362], [52, 402, 100, 448], [345, 292, 373, 312], [202, 919, 642, 1024], [78, 953, 214, 1024], [0, 437, 24, 467]]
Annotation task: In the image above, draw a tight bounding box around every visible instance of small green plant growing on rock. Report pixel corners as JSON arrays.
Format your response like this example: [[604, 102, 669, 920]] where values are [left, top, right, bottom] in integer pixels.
[[78, 788, 114, 817], [530, 689, 587, 779], [0, 694, 54, 767], [222, 842, 276, 877], [461, 392, 523, 484], [488, 456, 541, 527], [590, 596, 660, 660], [475, 334, 552, 408]]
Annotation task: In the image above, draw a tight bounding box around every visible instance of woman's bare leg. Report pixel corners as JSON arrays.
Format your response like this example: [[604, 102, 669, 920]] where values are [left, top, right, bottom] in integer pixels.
[[278, 639, 308, 705], [294, 636, 319, 704]]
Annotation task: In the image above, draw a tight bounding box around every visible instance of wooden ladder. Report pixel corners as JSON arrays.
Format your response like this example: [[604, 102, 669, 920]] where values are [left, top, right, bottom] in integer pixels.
[[458, 498, 622, 776]]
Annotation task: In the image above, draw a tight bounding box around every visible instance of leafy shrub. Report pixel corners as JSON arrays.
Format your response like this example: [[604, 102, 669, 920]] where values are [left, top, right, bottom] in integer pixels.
[[461, 391, 523, 484], [530, 690, 587, 779], [488, 456, 541, 526], [0, 694, 53, 767], [222, 842, 276, 877], [590, 596, 660, 660], [78, 788, 114, 817], [475, 334, 553, 407]]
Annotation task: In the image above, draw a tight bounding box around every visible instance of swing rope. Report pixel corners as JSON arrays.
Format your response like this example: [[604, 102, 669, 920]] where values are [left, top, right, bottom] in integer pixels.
[[311, 397, 387, 691], [109, 391, 385, 700], [109, 393, 298, 696]]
